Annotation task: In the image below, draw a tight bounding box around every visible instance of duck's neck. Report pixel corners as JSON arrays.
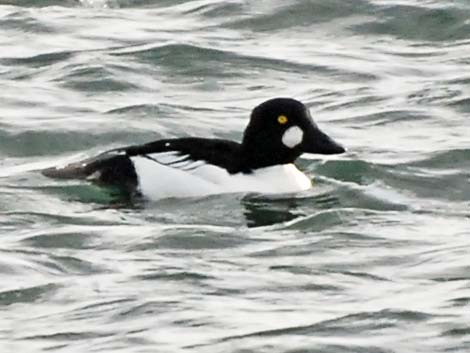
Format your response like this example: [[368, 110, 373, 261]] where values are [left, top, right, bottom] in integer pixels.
[[237, 143, 302, 173]]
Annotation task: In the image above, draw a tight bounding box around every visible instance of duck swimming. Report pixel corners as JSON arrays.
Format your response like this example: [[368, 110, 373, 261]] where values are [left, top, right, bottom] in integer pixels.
[[42, 98, 345, 200]]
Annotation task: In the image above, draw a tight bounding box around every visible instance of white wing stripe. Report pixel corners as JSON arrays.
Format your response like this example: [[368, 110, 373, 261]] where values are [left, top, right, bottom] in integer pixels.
[[181, 160, 206, 171], [140, 152, 206, 172]]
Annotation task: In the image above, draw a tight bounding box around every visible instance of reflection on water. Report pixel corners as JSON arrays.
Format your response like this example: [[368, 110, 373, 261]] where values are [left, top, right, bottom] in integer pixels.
[[242, 197, 302, 228]]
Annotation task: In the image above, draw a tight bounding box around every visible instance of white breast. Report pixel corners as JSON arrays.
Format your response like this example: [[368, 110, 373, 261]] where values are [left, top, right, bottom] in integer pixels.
[[130, 156, 311, 200]]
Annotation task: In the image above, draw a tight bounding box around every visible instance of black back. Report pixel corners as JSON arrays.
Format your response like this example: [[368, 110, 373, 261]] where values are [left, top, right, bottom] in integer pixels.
[[120, 138, 243, 173]]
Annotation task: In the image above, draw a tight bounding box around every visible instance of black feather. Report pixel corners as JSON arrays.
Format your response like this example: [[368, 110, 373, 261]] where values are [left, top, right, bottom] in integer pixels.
[[119, 138, 243, 174]]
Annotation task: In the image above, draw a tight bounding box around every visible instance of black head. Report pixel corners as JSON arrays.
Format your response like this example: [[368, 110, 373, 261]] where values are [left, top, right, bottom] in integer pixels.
[[240, 98, 345, 170]]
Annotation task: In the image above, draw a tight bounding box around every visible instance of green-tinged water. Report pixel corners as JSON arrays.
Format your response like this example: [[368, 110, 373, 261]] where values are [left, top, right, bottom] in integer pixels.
[[1, 0, 469, 352]]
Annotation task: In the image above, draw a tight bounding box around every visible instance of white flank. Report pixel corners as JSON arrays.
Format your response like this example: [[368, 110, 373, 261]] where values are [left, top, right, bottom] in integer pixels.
[[131, 156, 223, 199], [282, 126, 303, 148], [131, 155, 312, 200]]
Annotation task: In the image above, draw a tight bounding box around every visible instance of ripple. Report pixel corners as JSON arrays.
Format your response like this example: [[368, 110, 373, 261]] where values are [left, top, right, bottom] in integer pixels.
[[128, 227, 247, 251], [345, 109, 430, 128], [57, 64, 140, 92], [112, 43, 378, 82], [1, 51, 75, 68], [353, 4, 470, 42], [405, 148, 470, 169], [137, 271, 214, 282], [442, 327, 470, 337], [22, 231, 95, 249], [448, 97, 470, 113], [112, 299, 180, 319], [0, 283, 60, 306], [193, 309, 434, 350], [0, 0, 78, 7], [20, 330, 112, 341], [224, 0, 370, 31], [0, 9, 56, 33]]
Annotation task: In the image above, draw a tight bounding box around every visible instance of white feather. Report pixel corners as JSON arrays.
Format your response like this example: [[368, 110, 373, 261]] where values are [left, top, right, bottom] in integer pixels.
[[131, 154, 311, 200], [282, 126, 303, 148], [146, 151, 183, 164]]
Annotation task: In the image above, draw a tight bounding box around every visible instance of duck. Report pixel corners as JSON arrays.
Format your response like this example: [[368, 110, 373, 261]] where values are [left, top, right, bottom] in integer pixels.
[[42, 98, 345, 200]]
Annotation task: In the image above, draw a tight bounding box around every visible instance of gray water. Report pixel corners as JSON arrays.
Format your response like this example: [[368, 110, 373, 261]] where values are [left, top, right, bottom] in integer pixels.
[[1, 0, 469, 352]]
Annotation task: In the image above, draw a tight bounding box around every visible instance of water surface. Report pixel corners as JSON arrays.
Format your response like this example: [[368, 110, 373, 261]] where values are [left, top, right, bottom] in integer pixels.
[[0, 0, 469, 352]]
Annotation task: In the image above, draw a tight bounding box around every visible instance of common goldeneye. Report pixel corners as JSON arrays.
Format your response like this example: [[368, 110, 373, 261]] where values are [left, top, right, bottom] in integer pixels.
[[42, 98, 345, 200]]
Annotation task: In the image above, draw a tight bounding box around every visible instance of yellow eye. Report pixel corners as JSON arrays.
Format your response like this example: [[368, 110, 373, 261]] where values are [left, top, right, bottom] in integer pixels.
[[277, 115, 288, 125]]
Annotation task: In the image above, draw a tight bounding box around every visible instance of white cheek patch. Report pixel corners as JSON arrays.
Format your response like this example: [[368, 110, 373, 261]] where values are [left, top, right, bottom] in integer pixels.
[[282, 126, 303, 148]]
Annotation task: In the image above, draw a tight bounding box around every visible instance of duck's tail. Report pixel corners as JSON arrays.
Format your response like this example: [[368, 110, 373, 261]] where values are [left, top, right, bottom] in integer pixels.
[[42, 153, 138, 190]]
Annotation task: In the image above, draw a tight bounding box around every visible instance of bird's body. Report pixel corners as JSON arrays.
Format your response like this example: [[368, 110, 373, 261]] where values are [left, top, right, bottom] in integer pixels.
[[131, 155, 311, 199], [42, 98, 345, 200]]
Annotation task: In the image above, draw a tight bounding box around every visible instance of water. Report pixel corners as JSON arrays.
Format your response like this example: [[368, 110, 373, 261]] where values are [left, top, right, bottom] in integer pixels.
[[1, 0, 469, 352]]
